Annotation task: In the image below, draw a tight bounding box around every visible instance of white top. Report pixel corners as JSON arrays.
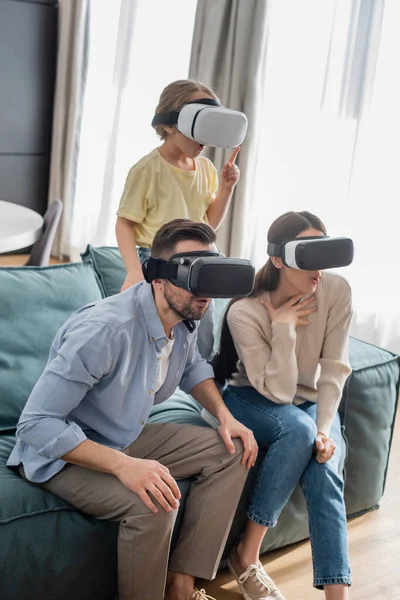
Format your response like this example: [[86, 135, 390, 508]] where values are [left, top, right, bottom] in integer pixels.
[[155, 333, 175, 392], [0, 200, 44, 253]]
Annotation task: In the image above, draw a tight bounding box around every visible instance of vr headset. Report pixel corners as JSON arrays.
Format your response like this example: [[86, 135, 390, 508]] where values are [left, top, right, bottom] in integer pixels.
[[151, 98, 248, 148], [267, 236, 354, 270], [142, 251, 255, 298]]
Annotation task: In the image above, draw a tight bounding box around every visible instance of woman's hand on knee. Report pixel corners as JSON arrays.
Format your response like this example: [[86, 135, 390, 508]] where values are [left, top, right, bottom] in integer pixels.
[[315, 432, 336, 463]]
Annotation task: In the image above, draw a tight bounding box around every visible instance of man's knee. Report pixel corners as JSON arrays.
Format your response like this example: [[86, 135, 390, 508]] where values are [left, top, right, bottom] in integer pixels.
[[108, 484, 178, 526], [121, 498, 178, 530]]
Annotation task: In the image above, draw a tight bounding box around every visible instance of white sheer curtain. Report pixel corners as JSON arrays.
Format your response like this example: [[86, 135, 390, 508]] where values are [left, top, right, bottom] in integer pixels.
[[251, 0, 400, 354], [69, 0, 197, 259]]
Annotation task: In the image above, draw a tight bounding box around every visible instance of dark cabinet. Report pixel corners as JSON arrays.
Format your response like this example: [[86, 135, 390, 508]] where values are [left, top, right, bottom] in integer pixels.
[[0, 0, 58, 215]]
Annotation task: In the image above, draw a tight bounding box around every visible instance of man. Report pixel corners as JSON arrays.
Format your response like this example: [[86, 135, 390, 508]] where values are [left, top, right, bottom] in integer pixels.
[[8, 219, 258, 600]]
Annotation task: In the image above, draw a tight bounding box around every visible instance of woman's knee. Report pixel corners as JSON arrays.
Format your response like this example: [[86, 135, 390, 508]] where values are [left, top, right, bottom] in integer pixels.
[[281, 408, 317, 448]]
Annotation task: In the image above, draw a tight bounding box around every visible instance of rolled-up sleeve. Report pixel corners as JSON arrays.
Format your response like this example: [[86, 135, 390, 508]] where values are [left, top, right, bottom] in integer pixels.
[[179, 333, 214, 394], [16, 320, 114, 460]]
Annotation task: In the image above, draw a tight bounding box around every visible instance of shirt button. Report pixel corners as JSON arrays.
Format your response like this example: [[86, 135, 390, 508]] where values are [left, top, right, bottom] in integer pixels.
[[158, 356, 162, 362], [163, 339, 168, 344], [150, 337, 155, 343], [149, 389, 154, 395], [140, 420, 144, 425], [120, 446, 124, 450]]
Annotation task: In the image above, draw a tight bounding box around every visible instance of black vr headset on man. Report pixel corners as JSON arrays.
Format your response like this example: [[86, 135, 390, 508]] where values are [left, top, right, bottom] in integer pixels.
[[267, 236, 354, 270], [142, 251, 255, 298]]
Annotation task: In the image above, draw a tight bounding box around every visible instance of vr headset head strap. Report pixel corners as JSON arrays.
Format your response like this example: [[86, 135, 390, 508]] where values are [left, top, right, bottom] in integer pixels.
[[267, 236, 328, 257], [142, 258, 179, 283], [267, 242, 283, 257], [143, 251, 222, 283], [169, 250, 221, 262], [151, 98, 221, 128]]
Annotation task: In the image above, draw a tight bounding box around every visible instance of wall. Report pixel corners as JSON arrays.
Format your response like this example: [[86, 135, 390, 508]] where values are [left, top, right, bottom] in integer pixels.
[[0, 0, 57, 216]]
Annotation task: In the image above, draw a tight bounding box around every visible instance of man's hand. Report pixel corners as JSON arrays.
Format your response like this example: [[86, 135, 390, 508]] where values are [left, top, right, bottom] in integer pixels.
[[315, 432, 336, 464], [190, 379, 257, 469], [115, 455, 181, 513], [218, 415, 258, 469], [220, 147, 241, 190]]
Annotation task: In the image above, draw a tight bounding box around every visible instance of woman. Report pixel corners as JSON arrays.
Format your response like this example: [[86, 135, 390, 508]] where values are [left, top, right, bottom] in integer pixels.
[[214, 211, 352, 600]]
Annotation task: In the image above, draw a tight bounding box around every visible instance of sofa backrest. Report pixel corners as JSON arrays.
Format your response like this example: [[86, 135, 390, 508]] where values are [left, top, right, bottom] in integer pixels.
[[0, 262, 103, 432]]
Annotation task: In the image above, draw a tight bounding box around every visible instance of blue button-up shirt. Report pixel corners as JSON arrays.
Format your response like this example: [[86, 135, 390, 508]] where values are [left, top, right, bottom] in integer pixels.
[[7, 281, 214, 482]]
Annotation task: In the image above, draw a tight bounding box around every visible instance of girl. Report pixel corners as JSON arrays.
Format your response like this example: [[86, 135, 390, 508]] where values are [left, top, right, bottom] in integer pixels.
[[213, 211, 352, 600], [116, 79, 240, 359]]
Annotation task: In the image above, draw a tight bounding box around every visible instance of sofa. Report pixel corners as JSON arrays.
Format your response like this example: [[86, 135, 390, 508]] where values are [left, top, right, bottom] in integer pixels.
[[0, 246, 398, 600]]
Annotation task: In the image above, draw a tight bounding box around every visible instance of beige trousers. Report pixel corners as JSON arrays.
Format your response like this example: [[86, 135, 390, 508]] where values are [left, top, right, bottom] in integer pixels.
[[28, 423, 248, 600]]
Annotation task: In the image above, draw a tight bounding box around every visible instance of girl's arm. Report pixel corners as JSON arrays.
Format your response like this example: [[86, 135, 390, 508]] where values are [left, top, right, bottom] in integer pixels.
[[206, 147, 240, 230], [116, 162, 149, 290], [316, 279, 353, 436], [115, 217, 144, 290]]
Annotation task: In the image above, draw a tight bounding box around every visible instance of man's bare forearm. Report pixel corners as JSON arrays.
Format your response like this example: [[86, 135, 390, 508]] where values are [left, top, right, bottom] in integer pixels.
[[190, 379, 232, 424], [62, 439, 128, 476]]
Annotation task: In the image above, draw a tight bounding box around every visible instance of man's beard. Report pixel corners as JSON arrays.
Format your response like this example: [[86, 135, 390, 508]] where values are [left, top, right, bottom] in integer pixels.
[[163, 283, 208, 321]]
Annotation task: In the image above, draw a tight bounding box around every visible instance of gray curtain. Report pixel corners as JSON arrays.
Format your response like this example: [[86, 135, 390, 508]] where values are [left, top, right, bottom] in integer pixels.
[[47, 0, 90, 258], [189, 0, 269, 258]]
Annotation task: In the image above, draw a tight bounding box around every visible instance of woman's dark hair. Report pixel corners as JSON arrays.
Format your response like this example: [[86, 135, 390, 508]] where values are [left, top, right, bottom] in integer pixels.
[[212, 211, 327, 385]]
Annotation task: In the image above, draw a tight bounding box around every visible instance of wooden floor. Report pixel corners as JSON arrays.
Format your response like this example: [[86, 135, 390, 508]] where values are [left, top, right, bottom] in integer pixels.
[[1, 253, 399, 599]]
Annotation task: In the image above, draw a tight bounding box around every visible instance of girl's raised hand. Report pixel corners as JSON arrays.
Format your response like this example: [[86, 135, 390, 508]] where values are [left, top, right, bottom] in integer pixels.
[[221, 146, 241, 190]]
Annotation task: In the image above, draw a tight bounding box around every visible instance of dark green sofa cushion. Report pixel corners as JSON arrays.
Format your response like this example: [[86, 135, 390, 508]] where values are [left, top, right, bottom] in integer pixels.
[[0, 262, 103, 433], [0, 435, 118, 600], [81, 245, 126, 297]]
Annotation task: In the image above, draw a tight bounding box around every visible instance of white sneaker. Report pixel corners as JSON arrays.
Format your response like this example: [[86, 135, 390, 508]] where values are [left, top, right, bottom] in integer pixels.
[[191, 589, 216, 600], [228, 545, 286, 600]]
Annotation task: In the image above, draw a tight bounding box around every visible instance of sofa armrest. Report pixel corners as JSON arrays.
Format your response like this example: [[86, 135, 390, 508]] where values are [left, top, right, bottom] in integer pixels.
[[339, 337, 400, 516]]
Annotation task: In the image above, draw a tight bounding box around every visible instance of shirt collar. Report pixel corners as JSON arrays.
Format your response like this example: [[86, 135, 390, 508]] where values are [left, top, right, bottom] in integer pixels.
[[137, 281, 197, 350], [137, 281, 167, 345]]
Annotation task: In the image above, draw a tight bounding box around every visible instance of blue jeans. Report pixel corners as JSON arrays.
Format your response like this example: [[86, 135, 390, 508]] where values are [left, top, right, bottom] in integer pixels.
[[137, 247, 215, 360], [223, 385, 351, 589]]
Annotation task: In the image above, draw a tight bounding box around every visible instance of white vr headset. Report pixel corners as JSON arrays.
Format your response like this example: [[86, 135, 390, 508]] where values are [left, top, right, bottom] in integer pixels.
[[151, 98, 248, 148], [267, 236, 354, 270]]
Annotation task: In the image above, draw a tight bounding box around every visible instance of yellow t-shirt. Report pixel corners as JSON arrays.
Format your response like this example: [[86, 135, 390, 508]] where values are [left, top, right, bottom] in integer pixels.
[[117, 148, 219, 248]]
